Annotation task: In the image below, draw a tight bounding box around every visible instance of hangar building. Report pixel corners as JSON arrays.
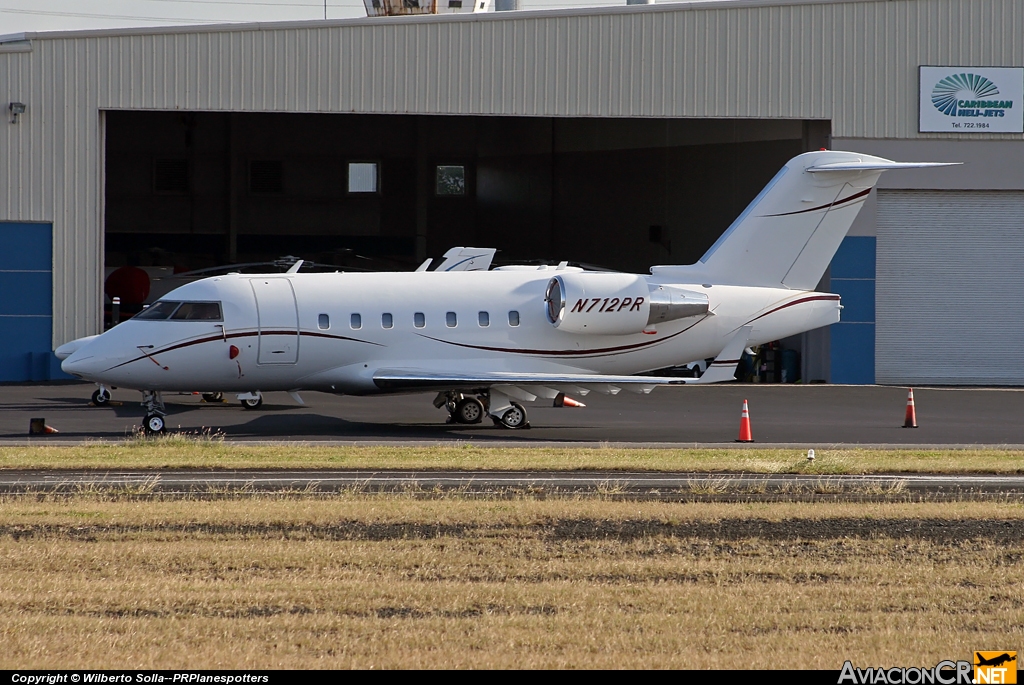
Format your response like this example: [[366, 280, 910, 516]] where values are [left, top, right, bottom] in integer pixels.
[[1, 0, 1022, 384]]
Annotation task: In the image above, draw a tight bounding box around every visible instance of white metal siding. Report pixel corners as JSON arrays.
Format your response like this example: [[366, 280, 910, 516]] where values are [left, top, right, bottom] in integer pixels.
[[0, 0, 1023, 344], [876, 190, 1024, 385]]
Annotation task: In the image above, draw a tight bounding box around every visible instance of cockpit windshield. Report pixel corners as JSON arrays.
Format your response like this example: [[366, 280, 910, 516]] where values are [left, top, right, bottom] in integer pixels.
[[171, 302, 222, 320], [134, 301, 222, 321]]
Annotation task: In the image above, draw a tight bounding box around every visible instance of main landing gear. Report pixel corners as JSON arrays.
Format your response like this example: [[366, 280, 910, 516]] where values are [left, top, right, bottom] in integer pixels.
[[493, 401, 528, 429], [435, 390, 530, 429]]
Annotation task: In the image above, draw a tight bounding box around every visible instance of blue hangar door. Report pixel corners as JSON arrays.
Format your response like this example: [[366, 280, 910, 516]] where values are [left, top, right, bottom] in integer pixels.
[[0, 222, 56, 381]]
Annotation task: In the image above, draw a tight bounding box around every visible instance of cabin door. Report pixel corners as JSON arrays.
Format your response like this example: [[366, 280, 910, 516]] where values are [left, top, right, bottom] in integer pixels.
[[250, 278, 299, 364]]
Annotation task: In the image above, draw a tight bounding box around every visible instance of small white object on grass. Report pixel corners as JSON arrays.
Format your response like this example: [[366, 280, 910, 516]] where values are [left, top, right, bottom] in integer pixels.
[[807, 449, 815, 462]]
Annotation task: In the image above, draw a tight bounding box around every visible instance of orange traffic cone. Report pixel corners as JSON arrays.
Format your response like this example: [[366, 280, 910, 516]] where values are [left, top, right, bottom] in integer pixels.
[[903, 388, 918, 428], [553, 393, 586, 408], [736, 399, 754, 442]]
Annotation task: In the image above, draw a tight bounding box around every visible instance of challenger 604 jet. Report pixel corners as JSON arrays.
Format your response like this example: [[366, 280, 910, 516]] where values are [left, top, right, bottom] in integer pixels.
[[59, 151, 955, 433]]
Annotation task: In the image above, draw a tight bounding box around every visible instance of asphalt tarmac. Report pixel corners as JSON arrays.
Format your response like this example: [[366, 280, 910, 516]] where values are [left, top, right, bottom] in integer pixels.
[[2, 381, 1023, 445]]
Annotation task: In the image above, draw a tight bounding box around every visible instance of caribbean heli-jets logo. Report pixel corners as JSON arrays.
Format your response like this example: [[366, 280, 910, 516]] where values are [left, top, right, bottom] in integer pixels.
[[837, 652, 1017, 685], [931, 73, 1014, 118]]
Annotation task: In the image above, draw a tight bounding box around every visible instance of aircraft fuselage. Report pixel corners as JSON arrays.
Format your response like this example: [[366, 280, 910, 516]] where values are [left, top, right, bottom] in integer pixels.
[[62, 269, 840, 394]]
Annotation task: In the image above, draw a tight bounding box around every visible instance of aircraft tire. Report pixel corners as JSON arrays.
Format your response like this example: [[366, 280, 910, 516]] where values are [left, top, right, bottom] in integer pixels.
[[499, 402, 528, 429], [91, 388, 111, 406], [143, 414, 165, 434], [202, 392, 224, 402], [454, 397, 485, 424], [241, 396, 263, 410]]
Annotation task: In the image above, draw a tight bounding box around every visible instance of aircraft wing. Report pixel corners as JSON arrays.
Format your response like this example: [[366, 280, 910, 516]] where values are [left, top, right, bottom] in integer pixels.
[[373, 326, 753, 397], [372, 369, 691, 397]]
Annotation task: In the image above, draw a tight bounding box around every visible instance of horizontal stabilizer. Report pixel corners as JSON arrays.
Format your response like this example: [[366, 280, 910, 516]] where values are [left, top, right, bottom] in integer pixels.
[[433, 247, 497, 272], [806, 161, 960, 173]]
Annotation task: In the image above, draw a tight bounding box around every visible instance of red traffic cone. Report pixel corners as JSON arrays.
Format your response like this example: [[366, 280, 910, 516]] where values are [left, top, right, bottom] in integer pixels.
[[736, 399, 754, 442], [903, 388, 918, 428]]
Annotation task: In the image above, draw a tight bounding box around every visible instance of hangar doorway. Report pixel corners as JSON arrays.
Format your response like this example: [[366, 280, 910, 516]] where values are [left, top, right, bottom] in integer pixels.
[[103, 111, 831, 378]]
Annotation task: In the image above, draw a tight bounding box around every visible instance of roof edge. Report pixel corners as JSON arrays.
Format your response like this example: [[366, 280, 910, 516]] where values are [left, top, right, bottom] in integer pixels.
[[2, 0, 911, 42]]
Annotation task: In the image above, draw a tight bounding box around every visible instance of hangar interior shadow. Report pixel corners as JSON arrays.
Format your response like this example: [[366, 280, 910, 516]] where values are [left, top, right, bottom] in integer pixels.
[[102, 111, 832, 380], [104, 111, 829, 275]]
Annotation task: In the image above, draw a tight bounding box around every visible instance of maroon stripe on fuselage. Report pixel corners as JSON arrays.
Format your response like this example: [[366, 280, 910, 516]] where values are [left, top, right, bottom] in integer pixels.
[[762, 188, 871, 217], [743, 295, 840, 326], [414, 316, 707, 358], [103, 329, 382, 371]]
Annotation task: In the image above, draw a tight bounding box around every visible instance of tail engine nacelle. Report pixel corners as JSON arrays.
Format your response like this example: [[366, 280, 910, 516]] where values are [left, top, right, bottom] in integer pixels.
[[544, 273, 709, 335]]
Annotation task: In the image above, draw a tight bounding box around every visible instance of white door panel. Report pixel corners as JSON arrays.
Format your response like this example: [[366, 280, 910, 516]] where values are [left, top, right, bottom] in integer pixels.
[[250, 278, 299, 365]]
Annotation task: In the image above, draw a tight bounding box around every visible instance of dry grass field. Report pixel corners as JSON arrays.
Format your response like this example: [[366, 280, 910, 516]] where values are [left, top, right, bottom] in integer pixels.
[[3, 438, 1024, 472], [1, 494, 1022, 669]]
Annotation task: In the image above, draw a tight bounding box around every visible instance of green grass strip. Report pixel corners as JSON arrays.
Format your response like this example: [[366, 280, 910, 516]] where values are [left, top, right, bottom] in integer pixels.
[[2, 435, 1024, 472]]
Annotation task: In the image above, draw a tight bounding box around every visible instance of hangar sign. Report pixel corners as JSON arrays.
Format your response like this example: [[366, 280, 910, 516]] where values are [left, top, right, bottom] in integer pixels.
[[920, 66, 1024, 133]]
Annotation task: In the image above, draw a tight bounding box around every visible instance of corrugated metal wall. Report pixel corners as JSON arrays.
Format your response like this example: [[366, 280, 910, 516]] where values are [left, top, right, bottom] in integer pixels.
[[876, 190, 1024, 385], [1, 0, 1022, 344]]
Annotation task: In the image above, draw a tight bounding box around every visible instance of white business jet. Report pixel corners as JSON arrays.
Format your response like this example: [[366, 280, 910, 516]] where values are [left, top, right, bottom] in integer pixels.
[[55, 246, 499, 408], [60, 151, 955, 433]]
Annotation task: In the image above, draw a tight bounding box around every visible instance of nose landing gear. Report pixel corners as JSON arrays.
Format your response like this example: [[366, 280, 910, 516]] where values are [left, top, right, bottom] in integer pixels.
[[238, 391, 263, 409], [91, 385, 111, 407], [141, 390, 166, 435]]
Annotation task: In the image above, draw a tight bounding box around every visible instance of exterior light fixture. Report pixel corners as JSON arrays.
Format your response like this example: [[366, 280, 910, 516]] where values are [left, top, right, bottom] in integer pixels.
[[9, 102, 25, 123]]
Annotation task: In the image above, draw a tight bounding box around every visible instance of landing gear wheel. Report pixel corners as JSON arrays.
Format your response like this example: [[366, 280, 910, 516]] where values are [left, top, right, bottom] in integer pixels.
[[241, 396, 263, 410], [453, 397, 485, 424], [499, 402, 529, 429], [202, 392, 223, 402], [143, 414, 165, 434], [91, 388, 111, 406]]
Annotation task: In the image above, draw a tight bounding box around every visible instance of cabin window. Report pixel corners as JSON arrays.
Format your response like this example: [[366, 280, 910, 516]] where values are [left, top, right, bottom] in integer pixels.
[[508, 310, 520, 327], [350, 313, 362, 330], [318, 314, 330, 330], [478, 311, 489, 327], [446, 311, 457, 328], [414, 312, 425, 328], [348, 162, 379, 193], [382, 313, 393, 329]]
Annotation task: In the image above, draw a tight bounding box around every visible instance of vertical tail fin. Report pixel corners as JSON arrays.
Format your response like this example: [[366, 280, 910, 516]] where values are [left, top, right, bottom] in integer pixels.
[[660, 151, 957, 289]]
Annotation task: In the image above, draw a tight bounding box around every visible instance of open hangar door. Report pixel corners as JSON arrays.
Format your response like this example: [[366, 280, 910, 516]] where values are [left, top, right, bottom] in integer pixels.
[[103, 111, 829, 378], [876, 190, 1024, 385]]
